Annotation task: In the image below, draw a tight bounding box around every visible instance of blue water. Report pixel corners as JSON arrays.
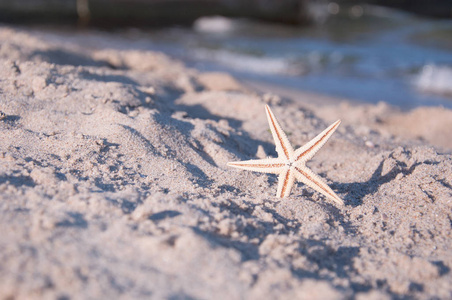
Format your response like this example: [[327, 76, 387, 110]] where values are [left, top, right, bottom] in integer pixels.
[[145, 5, 452, 109]]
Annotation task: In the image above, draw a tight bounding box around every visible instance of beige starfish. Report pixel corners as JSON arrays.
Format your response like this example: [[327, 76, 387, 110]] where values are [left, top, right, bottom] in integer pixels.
[[228, 105, 344, 205]]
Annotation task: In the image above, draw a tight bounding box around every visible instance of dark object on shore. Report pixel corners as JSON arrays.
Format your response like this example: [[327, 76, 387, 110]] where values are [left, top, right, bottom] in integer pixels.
[[0, 0, 451, 28], [367, 0, 452, 19], [0, 0, 316, 27]]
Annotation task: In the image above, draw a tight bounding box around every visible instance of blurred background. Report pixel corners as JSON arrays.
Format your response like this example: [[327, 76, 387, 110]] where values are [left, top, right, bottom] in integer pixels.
[[1, 0, 452, 109]]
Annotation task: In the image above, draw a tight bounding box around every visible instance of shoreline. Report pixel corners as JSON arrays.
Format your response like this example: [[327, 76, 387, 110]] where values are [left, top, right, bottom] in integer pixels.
[[244, 78, 452, 152]]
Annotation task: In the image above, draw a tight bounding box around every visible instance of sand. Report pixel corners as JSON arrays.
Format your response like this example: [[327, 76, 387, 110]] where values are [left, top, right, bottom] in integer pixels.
[[0, 25, 451, 299]]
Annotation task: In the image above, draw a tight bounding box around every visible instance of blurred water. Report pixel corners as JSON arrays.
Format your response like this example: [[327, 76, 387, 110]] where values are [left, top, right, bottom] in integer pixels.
[[146, 5, 452, 109]]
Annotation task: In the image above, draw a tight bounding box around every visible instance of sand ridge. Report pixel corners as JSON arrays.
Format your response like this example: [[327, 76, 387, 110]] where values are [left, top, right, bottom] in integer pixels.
[[0, 26, 451, 299]]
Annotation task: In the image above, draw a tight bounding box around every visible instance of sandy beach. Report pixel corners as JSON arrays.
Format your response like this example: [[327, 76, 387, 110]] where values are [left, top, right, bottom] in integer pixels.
[[0, 25, 451, 299]]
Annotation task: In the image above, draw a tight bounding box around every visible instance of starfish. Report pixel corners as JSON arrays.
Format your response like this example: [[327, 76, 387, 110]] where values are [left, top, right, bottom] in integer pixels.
[[228, 105, 344, 205]]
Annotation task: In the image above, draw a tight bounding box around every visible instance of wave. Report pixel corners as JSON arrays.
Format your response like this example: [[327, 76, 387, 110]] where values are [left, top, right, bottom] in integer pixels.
[[192, 49, 303, 76], [415, 64, 452, 97]]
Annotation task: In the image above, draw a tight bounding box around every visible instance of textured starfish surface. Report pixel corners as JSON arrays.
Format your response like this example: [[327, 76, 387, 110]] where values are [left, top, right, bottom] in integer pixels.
[[228, 105, 344, 205]]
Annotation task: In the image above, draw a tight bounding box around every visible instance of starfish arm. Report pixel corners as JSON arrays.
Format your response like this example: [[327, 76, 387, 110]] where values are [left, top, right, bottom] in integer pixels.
[[228, 158, 286, 174], [294, 120, 341, 163], [294, 166, 344, 205], [265, 105, 294, 160], [276, 167, 295, 198]]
